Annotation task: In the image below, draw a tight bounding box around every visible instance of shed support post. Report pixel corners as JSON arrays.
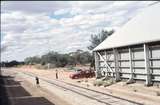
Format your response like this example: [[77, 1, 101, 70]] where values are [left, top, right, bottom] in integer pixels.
[[105, 51, 107, 61], [113, 49, 121, 81], [127, 48, 135, 84], [0, 67, 1, 76], [94, 52, 101, 79], [104, 51, 108, 77], [144, 44, 152, 86]]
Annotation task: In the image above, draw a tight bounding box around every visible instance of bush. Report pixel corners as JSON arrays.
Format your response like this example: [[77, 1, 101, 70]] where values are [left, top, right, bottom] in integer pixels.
[[35, 63, 57, 70], [66, 66, 75, 71], [93, 78, 114, 87], [93, 80, 104, 86], [35, 64, 45, 69], [103, 81, 113, 87], [156, 91, 160, 96]]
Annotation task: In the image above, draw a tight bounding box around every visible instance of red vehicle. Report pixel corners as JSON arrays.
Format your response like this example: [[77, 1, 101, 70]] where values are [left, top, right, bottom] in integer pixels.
[[69, 69, 95, 79]]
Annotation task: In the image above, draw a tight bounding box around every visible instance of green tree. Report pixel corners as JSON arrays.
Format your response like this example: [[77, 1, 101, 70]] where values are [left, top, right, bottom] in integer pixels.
[[87, 29, 114, 68], [41, 51, 59, 64], [70, 50, 92, 65], [88, 30, 114, 50], [24, 50, 93, 67], [79, 51, 92, 65], [24, 56, 41, 65]]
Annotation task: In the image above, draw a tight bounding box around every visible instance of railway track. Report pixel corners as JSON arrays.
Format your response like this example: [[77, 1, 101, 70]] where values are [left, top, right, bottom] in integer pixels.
[[19, 71, 143, 105]]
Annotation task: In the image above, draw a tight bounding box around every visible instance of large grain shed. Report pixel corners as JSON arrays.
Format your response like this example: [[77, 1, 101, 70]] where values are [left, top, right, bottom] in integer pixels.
[[93, 3, 160, 86]]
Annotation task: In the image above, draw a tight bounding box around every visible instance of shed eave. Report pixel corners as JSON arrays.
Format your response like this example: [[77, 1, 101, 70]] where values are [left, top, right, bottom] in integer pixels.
[[93, 39, 160, 52]]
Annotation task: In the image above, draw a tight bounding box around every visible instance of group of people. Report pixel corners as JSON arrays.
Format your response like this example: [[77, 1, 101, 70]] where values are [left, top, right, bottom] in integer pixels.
[[35, 69, 59, 87]]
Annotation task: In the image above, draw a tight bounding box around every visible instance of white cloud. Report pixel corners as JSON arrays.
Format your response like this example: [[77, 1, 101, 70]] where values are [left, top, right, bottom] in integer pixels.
[[1, 1, 156, 61], [1, 1, 71, 14]]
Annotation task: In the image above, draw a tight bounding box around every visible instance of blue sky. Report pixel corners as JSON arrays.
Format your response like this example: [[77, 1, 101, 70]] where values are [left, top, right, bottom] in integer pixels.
[[1, 33, 5, 40], [1, 1, 155, 61]]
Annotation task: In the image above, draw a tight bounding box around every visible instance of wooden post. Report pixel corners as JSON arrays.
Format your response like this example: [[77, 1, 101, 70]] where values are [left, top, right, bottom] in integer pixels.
[[0, 67, 1, 76], [104, 51, 108, 76], [126, 48, 135, 84], [47, 63, 50, 69], [129, 48, 134, 78], [105, 51, 107, 61], [144, 44, 152, 86], [113, 49, 121, 81], [94, 52, 101, 78]]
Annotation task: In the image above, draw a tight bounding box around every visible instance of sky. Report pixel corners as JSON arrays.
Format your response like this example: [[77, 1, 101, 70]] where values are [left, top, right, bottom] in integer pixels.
[[1, 1, 155, 61]]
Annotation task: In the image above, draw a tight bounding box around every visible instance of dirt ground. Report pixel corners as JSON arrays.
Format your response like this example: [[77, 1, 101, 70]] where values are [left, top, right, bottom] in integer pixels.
[[1, 68, 71, 105], [11, 66, 160, 105]]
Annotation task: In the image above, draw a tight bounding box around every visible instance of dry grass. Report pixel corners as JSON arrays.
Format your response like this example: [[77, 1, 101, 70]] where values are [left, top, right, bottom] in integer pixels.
[[93, 79, 114, 87], [156, 91, 160, 96]]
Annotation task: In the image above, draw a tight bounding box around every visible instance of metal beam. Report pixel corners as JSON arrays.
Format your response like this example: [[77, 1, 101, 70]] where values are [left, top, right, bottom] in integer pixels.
[[144, 44, 152, 86], [113, 49, 121, 81]]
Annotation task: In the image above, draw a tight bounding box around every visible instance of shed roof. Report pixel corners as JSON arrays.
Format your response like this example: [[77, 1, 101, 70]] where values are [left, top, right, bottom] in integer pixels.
[[93, 3, 160, 51]]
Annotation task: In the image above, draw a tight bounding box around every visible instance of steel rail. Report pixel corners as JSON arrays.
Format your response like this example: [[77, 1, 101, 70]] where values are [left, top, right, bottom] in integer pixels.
[[20, 71, 143, 105]]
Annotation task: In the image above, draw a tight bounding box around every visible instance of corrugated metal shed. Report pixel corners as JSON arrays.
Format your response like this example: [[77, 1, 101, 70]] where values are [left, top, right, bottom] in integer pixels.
[[93, 3, 160, 86], [93, 3, 160, 51]]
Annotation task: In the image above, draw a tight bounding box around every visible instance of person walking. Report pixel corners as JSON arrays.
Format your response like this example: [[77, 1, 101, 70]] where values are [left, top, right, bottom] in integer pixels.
[[56, 69, 58, 79], [35, 76, 40, 87]]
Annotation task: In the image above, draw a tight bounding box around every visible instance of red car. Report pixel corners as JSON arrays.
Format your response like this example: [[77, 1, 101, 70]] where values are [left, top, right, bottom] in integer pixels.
[[69, 69, 95, 79]]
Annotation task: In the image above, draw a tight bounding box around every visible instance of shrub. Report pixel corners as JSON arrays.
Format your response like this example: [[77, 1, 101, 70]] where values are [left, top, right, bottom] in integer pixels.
[[156, 91, 160, 96], [93, 80, 104, 86], [93, 78, 114, 87], [67, 66, 75, 71]]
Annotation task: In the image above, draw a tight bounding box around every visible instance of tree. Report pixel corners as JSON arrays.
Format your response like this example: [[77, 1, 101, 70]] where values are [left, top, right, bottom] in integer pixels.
[[24, 56, 41, 65], [78, 51, 92, 65], [88, 30, 114, 50], [0, 60, 24, 67], [23, 50, 93, 68], [41, 51, 59, 64], [87, 29, 114, 68], [69, 50, 92, 65]]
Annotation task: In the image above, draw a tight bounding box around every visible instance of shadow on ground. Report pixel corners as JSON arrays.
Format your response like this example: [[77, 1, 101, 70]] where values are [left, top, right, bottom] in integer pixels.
[[0, 76, 10, 105], [0, 75, 55, 105]]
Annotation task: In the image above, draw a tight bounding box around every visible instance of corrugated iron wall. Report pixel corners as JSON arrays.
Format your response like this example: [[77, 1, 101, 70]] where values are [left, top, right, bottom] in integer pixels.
[[95, 42, 160, 85]]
